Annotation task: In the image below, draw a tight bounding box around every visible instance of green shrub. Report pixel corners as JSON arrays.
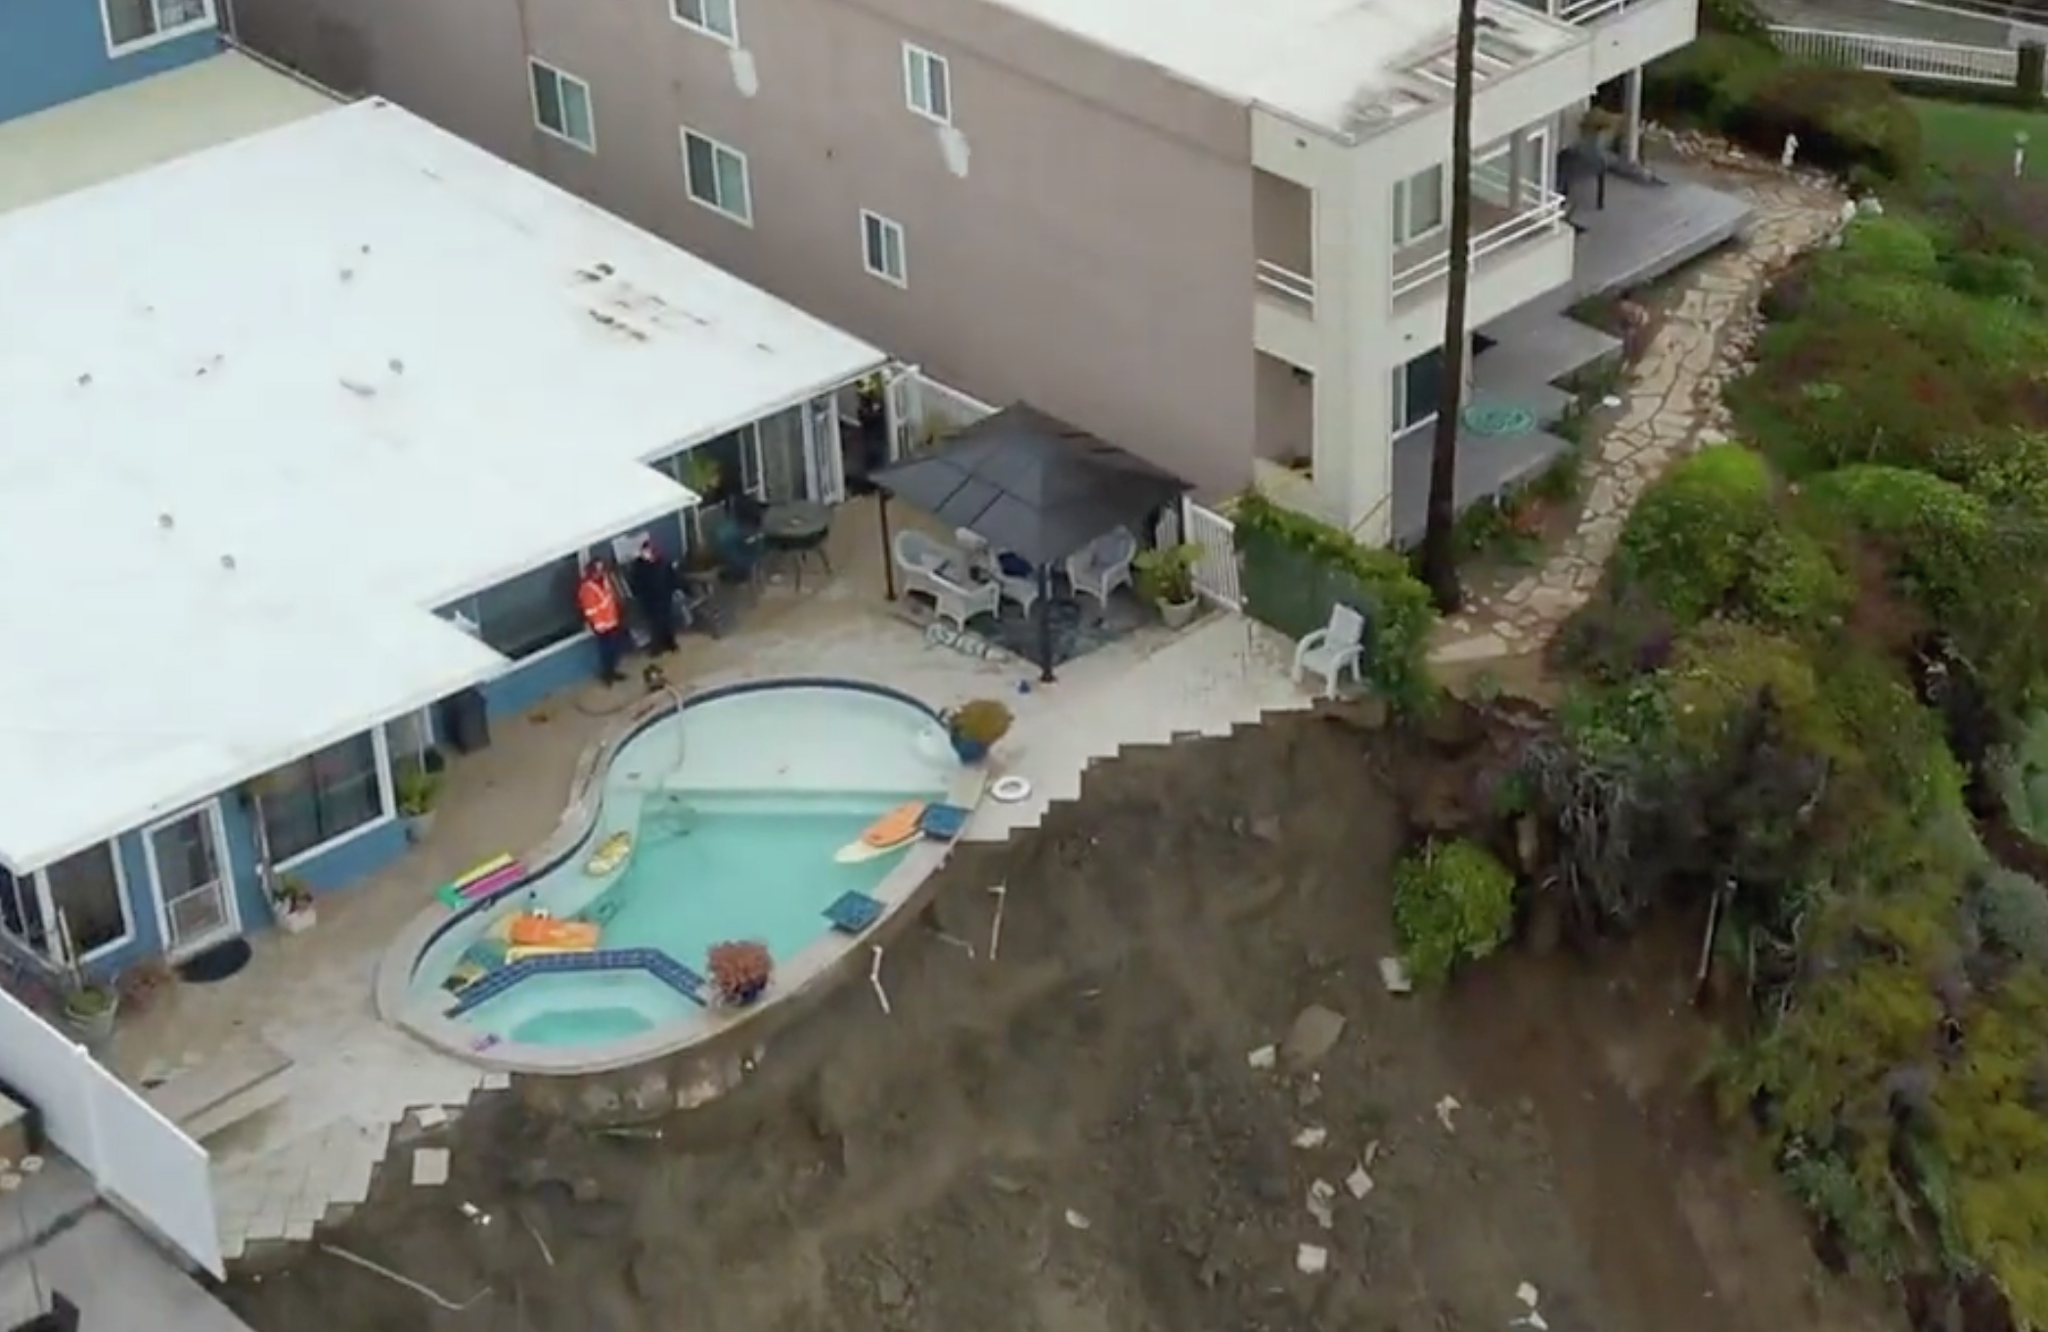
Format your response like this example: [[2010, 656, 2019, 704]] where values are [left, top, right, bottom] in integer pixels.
[[1701, 0, 1773, 39], [1977, 867, 2048, 964], [1392, 839, 1517, 983], [1613, 445, 1775, 623], [1840, 214, 1941, 278], [1806, 464, 1991, 606], [1612, 446, 1849, 631], [1644, 34, 1781, 130], [1945, 251, 2037, 301], [1735, 66, 1922, 179]]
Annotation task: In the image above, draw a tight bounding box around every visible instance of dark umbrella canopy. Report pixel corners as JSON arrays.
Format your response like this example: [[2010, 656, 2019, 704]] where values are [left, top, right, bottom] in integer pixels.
[[870, 402, 1189, 567]]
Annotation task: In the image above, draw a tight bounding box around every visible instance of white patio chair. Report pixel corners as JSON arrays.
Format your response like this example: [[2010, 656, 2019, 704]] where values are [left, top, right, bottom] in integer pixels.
[[1292, 604, 1367, 699], [894, 530, 1000, 632], [1065, 527, 1137, 611]]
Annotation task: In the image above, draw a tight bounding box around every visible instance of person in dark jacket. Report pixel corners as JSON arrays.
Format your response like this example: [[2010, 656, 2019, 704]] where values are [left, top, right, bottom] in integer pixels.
[[626, 537, 682, 654]]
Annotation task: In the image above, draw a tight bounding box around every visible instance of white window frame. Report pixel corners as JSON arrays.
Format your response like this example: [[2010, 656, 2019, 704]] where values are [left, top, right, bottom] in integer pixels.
[[264, 729, 399, 872], [671, 0, 738, 45], [861, 211, 908, 288], [903, 44, 953, 125], [681, 127, 754, 226], [101, 0, 215, 57], [1, 843, 136, 966], [529, 59, 598, 152], [1392, 164, 1447, 247]]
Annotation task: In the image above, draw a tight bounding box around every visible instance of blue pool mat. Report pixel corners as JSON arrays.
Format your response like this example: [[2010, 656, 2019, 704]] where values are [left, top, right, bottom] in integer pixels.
[[823, 891, 884, 933], [918, 803, 971, 840]]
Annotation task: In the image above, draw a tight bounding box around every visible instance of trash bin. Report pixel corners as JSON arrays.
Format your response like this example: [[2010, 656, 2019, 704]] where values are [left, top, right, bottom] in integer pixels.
[[437, 688, 491, 754]]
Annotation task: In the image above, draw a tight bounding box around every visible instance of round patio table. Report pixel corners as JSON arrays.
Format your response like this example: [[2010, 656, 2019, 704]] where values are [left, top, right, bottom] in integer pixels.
[[761, 500, 834, 591]]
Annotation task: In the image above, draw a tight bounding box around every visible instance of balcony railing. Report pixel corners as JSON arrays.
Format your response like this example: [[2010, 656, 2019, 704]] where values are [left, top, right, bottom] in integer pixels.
[[1390, 183, 1568, 298], [1511, 0, 1645, 22], [1255, 259, 1317, 311]]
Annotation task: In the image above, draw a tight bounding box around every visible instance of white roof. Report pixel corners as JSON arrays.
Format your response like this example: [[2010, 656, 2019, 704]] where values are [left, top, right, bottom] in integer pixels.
[[0, 97, 886, 873], [990, 0, 1579, 133]]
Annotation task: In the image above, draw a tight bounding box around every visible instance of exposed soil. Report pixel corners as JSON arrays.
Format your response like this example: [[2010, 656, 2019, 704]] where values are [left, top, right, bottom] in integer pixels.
[[222, 713, 1904, 1332]]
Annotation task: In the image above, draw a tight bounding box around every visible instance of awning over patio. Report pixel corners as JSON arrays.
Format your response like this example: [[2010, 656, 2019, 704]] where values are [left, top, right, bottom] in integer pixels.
[[870, 402, 1188, 567]]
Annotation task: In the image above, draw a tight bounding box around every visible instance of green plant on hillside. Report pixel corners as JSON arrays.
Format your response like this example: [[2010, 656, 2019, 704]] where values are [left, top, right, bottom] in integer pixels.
[[1975, 866, 2048, 965], [1391, 839, 1517, 984]]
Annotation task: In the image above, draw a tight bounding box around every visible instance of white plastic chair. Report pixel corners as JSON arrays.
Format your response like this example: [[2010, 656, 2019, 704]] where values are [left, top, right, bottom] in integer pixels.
[[1292, 604, 1367, 699], [894, 530, 999, 632], [1065, 527, 1137, 611]]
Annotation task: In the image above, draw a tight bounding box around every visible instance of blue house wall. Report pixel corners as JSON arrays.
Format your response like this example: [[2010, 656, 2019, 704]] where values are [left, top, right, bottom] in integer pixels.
[[0, 0, 224, 124]]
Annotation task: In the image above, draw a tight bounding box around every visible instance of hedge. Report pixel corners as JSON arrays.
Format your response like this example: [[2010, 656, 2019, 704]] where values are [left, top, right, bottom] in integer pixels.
[[1233, 492, 1436, 711]]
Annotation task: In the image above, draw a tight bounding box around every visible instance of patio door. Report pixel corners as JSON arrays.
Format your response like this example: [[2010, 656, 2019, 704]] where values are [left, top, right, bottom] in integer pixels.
[[146, 802, 240, 958], [884, 371, 920, 460], [803, 395, 846, 504]]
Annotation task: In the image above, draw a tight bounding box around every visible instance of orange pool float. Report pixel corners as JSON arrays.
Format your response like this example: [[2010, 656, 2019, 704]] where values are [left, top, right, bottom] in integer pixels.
[[861, 801, 927, 849], [507, 913, 600, 950]]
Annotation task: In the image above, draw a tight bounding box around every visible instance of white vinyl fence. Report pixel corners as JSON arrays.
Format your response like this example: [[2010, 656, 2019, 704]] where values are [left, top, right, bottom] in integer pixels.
[[1181, 500, 1243, 611], [1768, 24, 2019, 84], [0, 987, 222, 1277]]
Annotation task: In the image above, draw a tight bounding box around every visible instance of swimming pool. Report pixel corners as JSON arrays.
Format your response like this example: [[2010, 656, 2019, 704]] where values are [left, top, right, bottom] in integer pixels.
[[396, 681, 968, 1064]]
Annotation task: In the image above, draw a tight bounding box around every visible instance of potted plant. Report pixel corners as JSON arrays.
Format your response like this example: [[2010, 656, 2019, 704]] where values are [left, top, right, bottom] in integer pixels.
[[1135, 543, 1202, 630], [945, 699, 1013, 763], [679, 453, 726, 580], [855, 373, 888, 432], [706, 940, 773, 1007], [62, 978, 118, 1041], [271, 873, 317, 934], [396, 766, 441, 841]]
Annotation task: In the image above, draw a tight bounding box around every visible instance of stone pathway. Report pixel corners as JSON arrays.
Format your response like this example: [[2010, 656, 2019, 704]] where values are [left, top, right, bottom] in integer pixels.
[[1431, 173, 1847, 665]]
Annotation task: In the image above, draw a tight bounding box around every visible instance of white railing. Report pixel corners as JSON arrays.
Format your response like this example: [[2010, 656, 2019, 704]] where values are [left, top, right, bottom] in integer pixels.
[[1181, 499, 1243, 611], [1768, 24, 2018, 84], [1392, 189, 1570, 298], [0, 987, 223, 1276], [1255, 260, 1317, 311], [1512, 0, 1644, 23]]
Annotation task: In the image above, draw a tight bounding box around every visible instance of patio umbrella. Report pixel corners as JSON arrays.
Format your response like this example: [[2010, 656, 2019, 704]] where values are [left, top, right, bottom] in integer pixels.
[[871, 402, 1190, 679]]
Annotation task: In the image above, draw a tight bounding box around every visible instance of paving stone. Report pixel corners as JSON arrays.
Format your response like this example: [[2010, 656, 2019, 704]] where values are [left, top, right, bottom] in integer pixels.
[[411, 1147, 451, 1187]]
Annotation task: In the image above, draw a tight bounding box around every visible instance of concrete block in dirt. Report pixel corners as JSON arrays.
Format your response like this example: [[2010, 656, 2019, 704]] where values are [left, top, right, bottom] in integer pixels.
[[1281, 1005, 1347, 1068]]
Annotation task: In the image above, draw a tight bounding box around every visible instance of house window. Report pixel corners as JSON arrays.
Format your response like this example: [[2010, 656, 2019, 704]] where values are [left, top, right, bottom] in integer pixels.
[[862, 211, 908, 287], [530, 60, 596, 151], [1393, 165, 1446, 245], [254, 733, 387, 865], [672, 0, 738, 42], [1, 844, 130, 963], [102, 0, 212, 53], [903, 44, 952, 124], [471, 555, 586, 659], [682, 129, 753, 224], [1393, 346, 1446, 434]]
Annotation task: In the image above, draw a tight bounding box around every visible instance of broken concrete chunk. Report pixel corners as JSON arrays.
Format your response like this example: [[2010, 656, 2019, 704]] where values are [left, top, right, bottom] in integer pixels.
[[411, 1147, 450, 1187], [1379, 957, 1414, 995], [1291, 1126, 1328, 1150], [1296, 1243, 1329, 1275], [1434, 1095, 1462, 1132], [1306, 1178, 1337, 1230], [1063, 1208, 1091, 1231], [1345, 1165, 1375, 1200], [1281, 1005, 1346, 1068], [1246, 1044, 1278, 1070]]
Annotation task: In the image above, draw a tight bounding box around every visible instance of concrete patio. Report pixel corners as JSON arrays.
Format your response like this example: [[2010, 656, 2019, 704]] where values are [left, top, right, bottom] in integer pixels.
[[99, 495, 1314, 1264]]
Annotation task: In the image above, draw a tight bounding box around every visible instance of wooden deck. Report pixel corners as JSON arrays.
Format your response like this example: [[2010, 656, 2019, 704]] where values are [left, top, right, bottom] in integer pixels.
[[1389, 419, 1575, 547], [1567, 171, 1755, 298]]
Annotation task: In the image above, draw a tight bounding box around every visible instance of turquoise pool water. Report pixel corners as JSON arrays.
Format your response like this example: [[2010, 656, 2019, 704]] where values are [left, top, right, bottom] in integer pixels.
[[421, 683, 957, 1051], [594, 797, 901, 966]]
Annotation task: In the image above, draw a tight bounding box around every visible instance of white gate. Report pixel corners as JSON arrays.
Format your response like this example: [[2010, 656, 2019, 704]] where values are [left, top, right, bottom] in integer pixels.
[[0, 987, 222, 1276], [1181, 499, 1243, 611]]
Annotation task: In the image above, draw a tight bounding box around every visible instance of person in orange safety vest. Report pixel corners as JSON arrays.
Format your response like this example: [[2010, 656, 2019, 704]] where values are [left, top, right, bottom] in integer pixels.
[[577, 559, 629, 685]]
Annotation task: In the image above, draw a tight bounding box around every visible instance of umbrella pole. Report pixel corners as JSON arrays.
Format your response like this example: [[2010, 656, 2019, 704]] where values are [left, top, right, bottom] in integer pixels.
[[878, 494, 897, 600], [1036, 566, 1055, 683]]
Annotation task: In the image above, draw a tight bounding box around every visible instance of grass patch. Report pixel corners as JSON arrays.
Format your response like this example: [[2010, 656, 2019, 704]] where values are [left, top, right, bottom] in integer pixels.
[[1911, 97, 2048, 179]]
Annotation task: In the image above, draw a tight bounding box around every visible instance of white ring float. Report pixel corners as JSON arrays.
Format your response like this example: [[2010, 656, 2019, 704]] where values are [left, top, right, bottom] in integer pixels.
[[990, 775, 1032, 804]]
